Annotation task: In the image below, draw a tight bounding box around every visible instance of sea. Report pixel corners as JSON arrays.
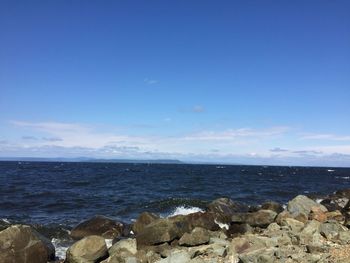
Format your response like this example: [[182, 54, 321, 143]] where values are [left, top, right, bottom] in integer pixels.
[[1, 161, 350, 259]]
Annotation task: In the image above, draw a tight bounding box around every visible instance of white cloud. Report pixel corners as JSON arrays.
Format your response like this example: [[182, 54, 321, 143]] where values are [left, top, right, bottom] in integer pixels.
[[300, 133, 350, 141], [3, 120, 350, 166], [144, 78, 159, 85]]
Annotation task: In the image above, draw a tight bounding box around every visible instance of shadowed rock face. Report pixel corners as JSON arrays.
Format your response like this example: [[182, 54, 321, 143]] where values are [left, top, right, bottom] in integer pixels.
[[207, 198, 248, 223], [70, 215, 124, 240], [132, 212, 160, 235], [0, 225, 55, 263]]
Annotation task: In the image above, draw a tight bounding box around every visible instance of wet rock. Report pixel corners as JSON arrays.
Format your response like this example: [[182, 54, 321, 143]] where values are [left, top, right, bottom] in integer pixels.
[[207, 198, 248, 223], [179, 227, 210, 246], [70, 215, 124, 240], [287, 195, 327, 217], [0, 224, 55, 263], [66, 235, 108, 263], [132, 212, 160, 235], [261, 201, 284, 214]]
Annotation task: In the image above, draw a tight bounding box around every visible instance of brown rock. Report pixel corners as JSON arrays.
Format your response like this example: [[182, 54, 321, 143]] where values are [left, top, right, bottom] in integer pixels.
[[132, 212, 159, 235], [70, 215, 124, 240], [0, 225, 55, 263], [309, 206, 327, 222]]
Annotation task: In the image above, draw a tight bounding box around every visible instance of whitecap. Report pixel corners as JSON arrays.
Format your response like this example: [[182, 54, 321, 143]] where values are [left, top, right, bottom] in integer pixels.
[[316, 198, 323, 204], [166, 206, 203, 217], [1, 218, 11, 224], [51, 238, 70, 260], [214, 219, 229, 230]]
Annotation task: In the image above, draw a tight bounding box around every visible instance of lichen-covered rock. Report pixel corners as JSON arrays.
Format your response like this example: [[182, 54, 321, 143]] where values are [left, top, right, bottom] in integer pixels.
[[70, 215, 124, 240], [66, 235, 108, 263], [0, 224, 55, 263]]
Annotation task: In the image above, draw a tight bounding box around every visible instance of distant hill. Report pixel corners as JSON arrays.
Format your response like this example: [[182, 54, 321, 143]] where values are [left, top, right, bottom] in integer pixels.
[[0, 157, 183, 164]]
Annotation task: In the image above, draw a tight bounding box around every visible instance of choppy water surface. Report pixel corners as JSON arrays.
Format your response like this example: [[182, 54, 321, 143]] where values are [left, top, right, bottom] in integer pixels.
[[1, 161, 350, 226]]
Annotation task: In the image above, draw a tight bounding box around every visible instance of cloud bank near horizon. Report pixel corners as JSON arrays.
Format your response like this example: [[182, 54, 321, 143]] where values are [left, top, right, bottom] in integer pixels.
[[1, 120, 350, 167]]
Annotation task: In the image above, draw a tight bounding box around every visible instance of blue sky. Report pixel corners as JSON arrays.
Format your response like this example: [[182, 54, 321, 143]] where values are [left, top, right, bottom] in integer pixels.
[[1, 1, 350, 166]]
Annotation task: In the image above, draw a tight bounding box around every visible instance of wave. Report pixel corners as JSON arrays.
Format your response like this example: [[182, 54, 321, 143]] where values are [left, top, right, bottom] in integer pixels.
[[166, 206, 204, 217]]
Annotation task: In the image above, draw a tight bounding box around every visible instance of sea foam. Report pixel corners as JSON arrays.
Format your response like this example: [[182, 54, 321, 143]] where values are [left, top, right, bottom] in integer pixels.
[[167, 206, 203, 217]]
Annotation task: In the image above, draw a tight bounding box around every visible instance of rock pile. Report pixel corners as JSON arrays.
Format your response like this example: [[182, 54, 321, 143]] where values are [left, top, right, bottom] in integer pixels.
[[2, 190, 350, 262]]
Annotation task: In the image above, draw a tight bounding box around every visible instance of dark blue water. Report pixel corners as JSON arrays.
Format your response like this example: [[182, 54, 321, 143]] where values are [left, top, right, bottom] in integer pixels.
[[1, 161, 350, 228]]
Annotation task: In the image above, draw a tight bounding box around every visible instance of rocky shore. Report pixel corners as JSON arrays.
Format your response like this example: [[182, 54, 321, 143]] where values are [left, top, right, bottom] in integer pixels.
[[2, 189, 350, 263]]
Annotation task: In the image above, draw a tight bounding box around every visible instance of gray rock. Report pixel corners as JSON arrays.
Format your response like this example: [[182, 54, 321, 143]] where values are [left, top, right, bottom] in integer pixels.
[[231, 210, 277, 228], [155, 250, 191, 263], [280, 218, 305, 233], [188, 243, 227, 258], [0, 224, 55, 263], [179, 227, 210, 247], [299, 220, 323, 246], [287, 195, 327, 217], [320, 221, 350, 243], [66, 235, 108, 263]]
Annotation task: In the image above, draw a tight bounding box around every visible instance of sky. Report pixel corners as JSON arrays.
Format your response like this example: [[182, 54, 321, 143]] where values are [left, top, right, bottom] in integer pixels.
[[0, 1, 349, 167]]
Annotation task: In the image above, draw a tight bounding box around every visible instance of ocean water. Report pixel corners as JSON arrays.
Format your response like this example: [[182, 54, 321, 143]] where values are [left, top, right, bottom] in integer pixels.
[[1, 161, 350, 259]]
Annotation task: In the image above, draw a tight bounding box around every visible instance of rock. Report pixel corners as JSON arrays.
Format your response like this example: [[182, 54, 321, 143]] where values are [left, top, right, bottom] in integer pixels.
[[280, 218, 305, 233], [239, 247, 276, 263], [226, 223, 252, 237], [320, 222, 350, 243], [246, 210, 277, 227], [299, 220, 323, 246], [261, 201, 284, 213], [66, 235, 108, 263], [326, 210, 345, 223], [155, 250, 191, 263], [101, 248, 138, 263], [132, 212, 159, 235], [309, 206, 327, 222], [231, 210, 277, 228], [188, 243, 227, 258], [109, 238, 137, 256], [136, 217, 190, 247], [207, 198, 247, 223], [179, 227, 210, 246], [0, 224, 55, 263], [335, 188, 350, 198], [287, 195, 327, 217], [183, 212, 220, 231], [70, 215, 124, 240]]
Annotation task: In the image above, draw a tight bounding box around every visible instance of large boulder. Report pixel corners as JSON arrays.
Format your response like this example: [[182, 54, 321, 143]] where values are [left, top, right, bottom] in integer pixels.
[[179, 227, 210, 246], [261, 201, 284, 214], [231, 210, 277, 228], [0, 224, 55, 263], [207, 198, 248, 223], [109, 238, 137, 256], [66, 235, 108, 263], [287, 195, 327, 217], [70, 215, 124, 240], [132, 212, 159, 235], [182, 212, 220, 231], [136, 217, 191, 247]]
